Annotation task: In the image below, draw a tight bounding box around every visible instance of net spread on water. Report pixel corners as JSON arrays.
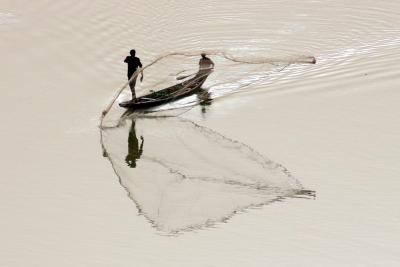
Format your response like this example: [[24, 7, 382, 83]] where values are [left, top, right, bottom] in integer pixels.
[[100, 51, 315, 234]]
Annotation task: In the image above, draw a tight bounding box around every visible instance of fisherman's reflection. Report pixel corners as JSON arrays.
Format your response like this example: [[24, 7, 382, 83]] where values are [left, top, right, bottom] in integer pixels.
[[125, 119, 144, 168]]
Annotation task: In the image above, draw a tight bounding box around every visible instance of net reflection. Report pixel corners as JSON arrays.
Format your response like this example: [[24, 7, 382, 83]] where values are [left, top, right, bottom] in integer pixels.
[[101, 113, 313, 235]]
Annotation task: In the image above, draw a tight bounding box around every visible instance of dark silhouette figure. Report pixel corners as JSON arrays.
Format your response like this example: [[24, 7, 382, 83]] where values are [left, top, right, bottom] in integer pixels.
[[124, 49, 144, 101], [199, 52, 215, 71], [193, 52, 214, 82], [125, 120, 144, 168]]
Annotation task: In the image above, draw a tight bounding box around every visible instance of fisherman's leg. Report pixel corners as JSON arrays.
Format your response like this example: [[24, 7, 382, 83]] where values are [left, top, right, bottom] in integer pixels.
[[129, 77, 137, 100]]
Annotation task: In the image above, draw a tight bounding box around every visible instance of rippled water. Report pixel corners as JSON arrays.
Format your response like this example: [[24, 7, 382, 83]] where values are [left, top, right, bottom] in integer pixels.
[[1, 0, 400, 266]]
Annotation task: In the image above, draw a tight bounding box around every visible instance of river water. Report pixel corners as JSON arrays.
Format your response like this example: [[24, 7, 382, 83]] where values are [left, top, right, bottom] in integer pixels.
[[1, 0, 400, 266]]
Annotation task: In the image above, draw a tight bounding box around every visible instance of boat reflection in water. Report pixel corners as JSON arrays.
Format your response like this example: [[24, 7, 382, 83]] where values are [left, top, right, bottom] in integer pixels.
[[196, 88, 212, 115], [123, 91, 210, 169], [101, 100, 313, 235]]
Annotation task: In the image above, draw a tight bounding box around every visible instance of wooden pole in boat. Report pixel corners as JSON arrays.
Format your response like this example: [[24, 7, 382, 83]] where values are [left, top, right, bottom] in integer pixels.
[[176, 72, 197, 80]]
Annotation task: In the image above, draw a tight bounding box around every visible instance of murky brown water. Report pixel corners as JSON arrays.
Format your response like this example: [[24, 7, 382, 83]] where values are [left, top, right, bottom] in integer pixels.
[[1, 0, 400, 266]]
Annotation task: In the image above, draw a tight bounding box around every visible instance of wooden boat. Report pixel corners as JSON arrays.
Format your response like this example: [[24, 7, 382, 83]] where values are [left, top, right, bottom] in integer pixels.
[[119, 71, 210, 109]]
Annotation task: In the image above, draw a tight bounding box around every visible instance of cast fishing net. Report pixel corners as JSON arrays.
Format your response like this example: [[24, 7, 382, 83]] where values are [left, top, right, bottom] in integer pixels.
[[100, 52, 315, 234], [101, 51, 316, 123]]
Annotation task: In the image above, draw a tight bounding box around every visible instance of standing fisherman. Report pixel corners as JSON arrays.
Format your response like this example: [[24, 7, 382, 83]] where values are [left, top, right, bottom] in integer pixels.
[[124, 49, 144, 101]]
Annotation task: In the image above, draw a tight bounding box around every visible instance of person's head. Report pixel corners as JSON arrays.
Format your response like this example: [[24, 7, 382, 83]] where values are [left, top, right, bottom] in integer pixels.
[[130, 49, 136, 57], [201, 52, 206, 58]]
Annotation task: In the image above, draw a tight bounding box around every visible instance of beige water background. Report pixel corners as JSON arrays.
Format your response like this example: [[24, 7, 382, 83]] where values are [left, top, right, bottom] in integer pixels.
[[1, 0, 400, 266]]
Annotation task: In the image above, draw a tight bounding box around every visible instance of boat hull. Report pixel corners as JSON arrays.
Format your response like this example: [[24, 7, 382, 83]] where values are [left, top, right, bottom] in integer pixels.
[[119, 71, 210, 110]]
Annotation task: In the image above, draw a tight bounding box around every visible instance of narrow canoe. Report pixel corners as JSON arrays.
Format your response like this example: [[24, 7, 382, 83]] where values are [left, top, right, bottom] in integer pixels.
[[119, 71, 210, 109]]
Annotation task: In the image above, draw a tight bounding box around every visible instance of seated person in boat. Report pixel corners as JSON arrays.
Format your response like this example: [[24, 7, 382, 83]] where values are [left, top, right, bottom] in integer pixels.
[[124, 49, 144, 101], [198, 52, 214, 75]]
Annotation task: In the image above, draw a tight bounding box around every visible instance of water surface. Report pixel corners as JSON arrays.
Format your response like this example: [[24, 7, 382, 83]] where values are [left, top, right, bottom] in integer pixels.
[[1, 0, 400, 266]]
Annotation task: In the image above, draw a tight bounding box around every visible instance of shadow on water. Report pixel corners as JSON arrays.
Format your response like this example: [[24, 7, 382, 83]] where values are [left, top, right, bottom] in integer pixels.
[[100, 96, 315, 235]]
